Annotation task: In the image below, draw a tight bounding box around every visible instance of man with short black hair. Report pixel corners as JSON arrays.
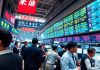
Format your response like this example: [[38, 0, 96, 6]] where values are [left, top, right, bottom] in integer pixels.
[[81, 48, 96, 70], [60, 41, 78, 70], [0, 29, 22, 70], [58, 44, 67, 57], [22, 38, 43, 70]]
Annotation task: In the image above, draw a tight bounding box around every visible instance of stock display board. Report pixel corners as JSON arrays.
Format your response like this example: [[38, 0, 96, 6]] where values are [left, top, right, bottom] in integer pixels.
[[64, 14, 74, 35], [64, 26, 74, 35], [75, 22, 88, 34], [73, 36, 80, 43], [58, 21, 64, 36], [91, 33, 100, 43], [64, 14, 73, 27], [54, 20, 64, 37], [17, 20, 42, 28], [0, 18, 19, 34], [87, 0, 100, 32], [42, 0, 100, 40], [67, 37, 73, 42], [74, 7, 87, 24], [64, 7, 88, 35], [80, 35, 91, 43], [74, 7, 89, 34], [54, 22, 58, 37]]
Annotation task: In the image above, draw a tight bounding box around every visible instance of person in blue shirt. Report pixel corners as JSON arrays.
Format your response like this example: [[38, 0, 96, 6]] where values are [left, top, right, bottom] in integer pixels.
[[60, 41, 78, 70]]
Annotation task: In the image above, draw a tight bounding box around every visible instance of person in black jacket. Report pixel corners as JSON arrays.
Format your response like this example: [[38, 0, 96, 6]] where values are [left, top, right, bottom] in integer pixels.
[[81, 48, 96, 70], [39, 44, 46, 70], [0, 29, 22, 70], [13, 41, 19, 54], [22, 38, 43, 70], [21, 41, 28, 58], [58, 44, 67, 57]]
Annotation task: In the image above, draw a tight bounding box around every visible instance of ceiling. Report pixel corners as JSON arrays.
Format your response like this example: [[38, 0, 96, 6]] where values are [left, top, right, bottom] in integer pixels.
[[9, 0, 66, 18], [8, 0, 77, 30]]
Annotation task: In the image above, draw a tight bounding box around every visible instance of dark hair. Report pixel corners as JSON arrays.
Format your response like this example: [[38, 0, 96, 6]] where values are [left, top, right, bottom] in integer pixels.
[[15, 41, 18, 46], [60, 45, 65, 48], [52, 45, 57, 50], [67, 41, 77, 50], [32, 38, 38, 44], [0, 29, 12, 47], [88, 48, 96, 54], [64, 44, 68, 49], [39, 44, 42, 48]]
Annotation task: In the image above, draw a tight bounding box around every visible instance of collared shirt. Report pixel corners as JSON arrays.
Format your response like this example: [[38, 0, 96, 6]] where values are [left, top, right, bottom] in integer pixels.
[[46, 49, 60, 64], [0, 49, 12, 55], [60, 51, 77, 70], [85, 57, 95, 70]]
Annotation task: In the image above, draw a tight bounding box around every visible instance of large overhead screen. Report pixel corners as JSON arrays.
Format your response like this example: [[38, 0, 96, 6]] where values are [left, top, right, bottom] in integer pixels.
[[42, 0, 100, 39], [0, 18, 19, 34], [87, 0, 100, 32], [74, 7, 89, 34], [64, 14, 74, 35]]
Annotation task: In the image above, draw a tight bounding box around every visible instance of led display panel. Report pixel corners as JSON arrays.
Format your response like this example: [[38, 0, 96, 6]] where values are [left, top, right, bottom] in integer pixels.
[[57, 38, 62, 42], [74, 10, 80, 24], [17, 0, 37, 15], [67, 37, 73, 42], [4, 11, 15, 26], [75, 24, 81, 34], [80, 22, 88, 33], [58, 21, 64, 37], [74, 7, 87, 24], [74, 7, 89, 34], [17, 20, 42, 28], [91, 33, 100, 43], [80, 35, 91, 43], [68, 26, 75, 35], [62, 38, 66, 42], [73, 36, 80, 43], [64, 27, 69, 35], [54, 20, 64, 37], [64, 26, 74, 35], [0, 18, 19, 34], [87, 0, 100, 32], [75, 22, 88, 34], [63, 14, 73, 27]]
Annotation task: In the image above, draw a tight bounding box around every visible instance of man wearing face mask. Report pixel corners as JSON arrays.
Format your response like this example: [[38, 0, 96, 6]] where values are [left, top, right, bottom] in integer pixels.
[[60, 41, 78, 70], [81, 48, 96, 70]]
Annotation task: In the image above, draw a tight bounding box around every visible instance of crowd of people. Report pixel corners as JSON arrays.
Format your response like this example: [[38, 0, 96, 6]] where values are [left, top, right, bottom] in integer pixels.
[[0, 29, 98, 70]]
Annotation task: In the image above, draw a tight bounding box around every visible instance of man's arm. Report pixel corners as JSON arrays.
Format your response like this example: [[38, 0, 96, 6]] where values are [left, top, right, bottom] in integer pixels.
[[85, 58, 95, 70]]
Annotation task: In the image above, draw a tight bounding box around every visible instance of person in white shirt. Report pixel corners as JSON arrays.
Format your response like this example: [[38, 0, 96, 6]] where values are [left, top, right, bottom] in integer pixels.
[[81, 48, 96, 70], [60, 41, 78, 70], [46, 45, 60, 70]]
